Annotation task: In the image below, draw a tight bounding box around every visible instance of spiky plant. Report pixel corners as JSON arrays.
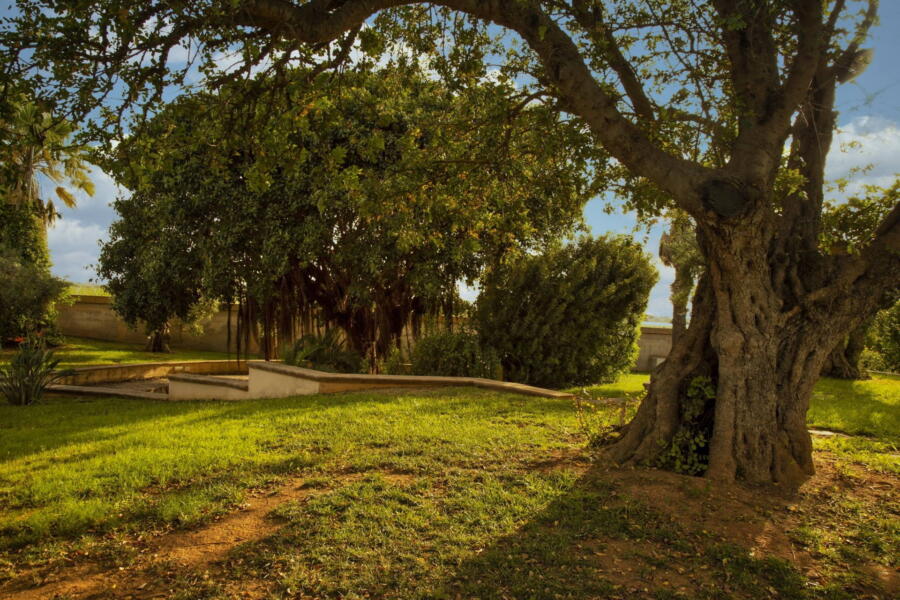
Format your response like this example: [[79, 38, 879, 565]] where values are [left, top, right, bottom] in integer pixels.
[[0, 336, 74, 405]]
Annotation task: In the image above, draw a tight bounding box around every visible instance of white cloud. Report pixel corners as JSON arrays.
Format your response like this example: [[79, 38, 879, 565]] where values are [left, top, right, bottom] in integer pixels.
[[46, 166, 121, 282], [827, 115, 900, 197], [47, 219, 108, 282]]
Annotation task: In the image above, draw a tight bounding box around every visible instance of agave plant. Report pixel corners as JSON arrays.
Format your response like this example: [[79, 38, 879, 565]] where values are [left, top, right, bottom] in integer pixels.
[[0, 336, 74, 405]]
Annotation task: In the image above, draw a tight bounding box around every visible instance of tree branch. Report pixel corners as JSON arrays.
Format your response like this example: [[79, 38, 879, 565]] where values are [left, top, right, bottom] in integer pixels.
[[235, 0, 709, 213], [569, 0, 656, 121]]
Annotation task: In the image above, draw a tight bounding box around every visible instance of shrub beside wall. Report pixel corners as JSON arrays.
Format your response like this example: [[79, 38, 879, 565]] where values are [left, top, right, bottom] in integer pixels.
[[409, 330, 500, 379], [476, 236, 657, 388], [863, 300, 900, 373]]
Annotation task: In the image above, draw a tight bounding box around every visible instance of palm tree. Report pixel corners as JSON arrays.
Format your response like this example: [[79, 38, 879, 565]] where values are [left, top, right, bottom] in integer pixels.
[[1, 96, 94, 224]]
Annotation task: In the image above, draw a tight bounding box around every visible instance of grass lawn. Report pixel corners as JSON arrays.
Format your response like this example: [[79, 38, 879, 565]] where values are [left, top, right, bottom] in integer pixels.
[[67, 284, 111, 297], [0, 375, 896, 598], [0, 336, 239, 369]]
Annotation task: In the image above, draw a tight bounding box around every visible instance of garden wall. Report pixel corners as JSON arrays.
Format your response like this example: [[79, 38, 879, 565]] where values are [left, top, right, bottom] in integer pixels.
[[56, 295, 259, 353], [57, 295, 672, 371]]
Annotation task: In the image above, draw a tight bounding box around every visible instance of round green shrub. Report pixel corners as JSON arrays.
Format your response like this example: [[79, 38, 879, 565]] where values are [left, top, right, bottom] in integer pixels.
[[476, 235, 657, 388]]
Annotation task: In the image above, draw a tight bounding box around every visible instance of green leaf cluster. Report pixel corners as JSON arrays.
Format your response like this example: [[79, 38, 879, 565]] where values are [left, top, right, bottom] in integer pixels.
[[863, 301, 900, 373], [409, 329, 500, 379], [0, 206, 69, 340], [0, 335, 74, 405]]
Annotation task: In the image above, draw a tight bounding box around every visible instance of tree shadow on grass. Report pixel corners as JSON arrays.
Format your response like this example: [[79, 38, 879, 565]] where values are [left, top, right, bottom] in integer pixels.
[[443, 466, 814, 600]]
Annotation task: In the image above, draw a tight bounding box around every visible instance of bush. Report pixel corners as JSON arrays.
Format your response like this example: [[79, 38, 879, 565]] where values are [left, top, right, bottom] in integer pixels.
[[0, 336, 74, 405], [0, 247, 70, 342], [476, 235, 657, 388], [381, 346, 411, 375], [864, 300, 900, 372], [283, 330, 365, 374], [409, 330, 500, 378]]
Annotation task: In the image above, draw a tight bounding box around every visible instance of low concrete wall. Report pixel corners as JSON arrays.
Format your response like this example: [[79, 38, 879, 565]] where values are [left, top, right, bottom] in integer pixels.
[[167, 375, 249, 401], [57, 296, 672, 371], [56, 360, 250, 386], [168, 362, 575, 401]]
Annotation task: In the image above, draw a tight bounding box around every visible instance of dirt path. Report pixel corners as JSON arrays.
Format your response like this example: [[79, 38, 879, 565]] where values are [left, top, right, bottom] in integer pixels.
[[0, 477, 314, 599]]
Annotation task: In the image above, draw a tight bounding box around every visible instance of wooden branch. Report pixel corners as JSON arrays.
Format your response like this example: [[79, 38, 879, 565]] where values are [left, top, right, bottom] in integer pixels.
[[570, 0, 656, 121], [235, 0, 709, 213], [784, 200, 900, 321], [827, 0, 878, 82]]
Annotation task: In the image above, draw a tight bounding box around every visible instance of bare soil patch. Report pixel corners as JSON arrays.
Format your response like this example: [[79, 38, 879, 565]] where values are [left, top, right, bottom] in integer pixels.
[[0, 472, 413, 600]]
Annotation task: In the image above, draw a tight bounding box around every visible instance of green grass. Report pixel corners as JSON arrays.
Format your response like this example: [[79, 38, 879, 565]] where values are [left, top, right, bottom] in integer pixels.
[[0, 373, 896, 598], [0, 336, 238, 369], [67, 283, 110, 297], [578, 372, 900, 439], [808, 372, 900, 437]]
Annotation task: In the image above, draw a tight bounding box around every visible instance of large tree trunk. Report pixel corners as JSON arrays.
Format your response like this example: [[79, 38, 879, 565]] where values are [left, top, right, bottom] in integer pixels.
[[821, 321, 871, 380], [605, 214, 879, 490]]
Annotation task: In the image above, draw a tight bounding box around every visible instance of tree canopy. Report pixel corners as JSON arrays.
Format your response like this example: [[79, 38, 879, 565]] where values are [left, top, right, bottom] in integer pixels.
[[4, 0, 898, 487], [99, 65, 603, 359]]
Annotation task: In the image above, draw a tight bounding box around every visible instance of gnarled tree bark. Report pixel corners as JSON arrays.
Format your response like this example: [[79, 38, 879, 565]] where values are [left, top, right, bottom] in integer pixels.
[[230, 0, 900, 490]]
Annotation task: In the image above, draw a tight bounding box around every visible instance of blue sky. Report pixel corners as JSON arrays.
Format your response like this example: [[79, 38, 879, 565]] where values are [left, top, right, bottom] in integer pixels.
[[41, 4, 900, 318]]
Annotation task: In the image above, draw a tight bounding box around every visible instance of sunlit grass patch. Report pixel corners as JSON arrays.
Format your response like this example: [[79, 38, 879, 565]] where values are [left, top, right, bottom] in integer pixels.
[[0, 336, 237, 368]]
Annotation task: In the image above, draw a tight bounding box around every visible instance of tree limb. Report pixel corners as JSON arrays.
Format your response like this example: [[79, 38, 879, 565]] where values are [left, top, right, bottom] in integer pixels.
[[234, 0, 709, 213]]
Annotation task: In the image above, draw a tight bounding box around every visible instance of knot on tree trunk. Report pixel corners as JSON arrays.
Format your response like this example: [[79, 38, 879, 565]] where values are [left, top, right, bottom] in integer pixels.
[[701, 179, 752, 219]]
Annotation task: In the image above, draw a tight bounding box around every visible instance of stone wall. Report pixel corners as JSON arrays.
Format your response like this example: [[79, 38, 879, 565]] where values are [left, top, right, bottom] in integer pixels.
[[633, 326, 673, 372], [57, 296, 672, 371], [56, 295, 260, 353]]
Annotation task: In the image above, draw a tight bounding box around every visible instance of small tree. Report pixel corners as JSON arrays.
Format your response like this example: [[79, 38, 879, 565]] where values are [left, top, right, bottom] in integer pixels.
[[819, 181, 899, 378], [477, 236, 656, 388], [97, 192, 206, 352]]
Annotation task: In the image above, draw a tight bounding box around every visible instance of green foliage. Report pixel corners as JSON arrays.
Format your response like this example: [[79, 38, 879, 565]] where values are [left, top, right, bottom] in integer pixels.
[[655, 376, 714, 475], [99, 66, 599, 361], [381, 346, 411, 376], [476, 236, 656, 388], [282, 330, 365, 374], [0, 201, 50, 268], [0, 94, 94, 224], [96, 191, 207, 346], [0, 336, 73, 405], [409, 330, 500, 378], [0, 246, 69, 341], [820, 180, 899, 254], [862, 301, 900, 373]]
